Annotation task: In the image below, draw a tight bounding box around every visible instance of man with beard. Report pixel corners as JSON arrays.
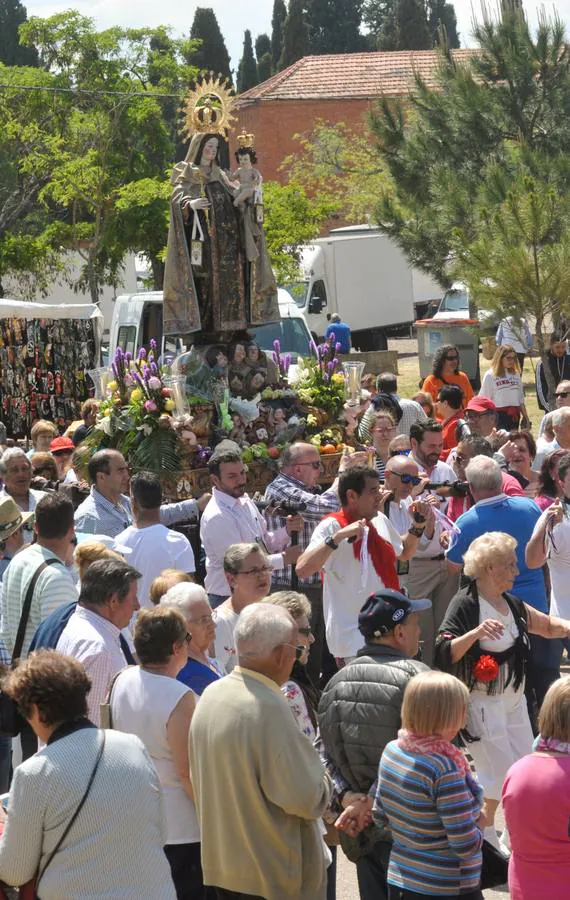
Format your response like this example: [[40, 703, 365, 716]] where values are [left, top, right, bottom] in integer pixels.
[[200, 449, 303, 607], [407, 420, 460, 665]]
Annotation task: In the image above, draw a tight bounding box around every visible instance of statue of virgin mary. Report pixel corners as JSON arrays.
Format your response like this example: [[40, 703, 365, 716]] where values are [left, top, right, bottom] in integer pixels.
[[163, 126, 279, 341]]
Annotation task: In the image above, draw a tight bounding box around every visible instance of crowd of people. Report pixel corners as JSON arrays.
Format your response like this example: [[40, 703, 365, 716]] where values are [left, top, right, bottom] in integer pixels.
[[0, 337, 569, 900]]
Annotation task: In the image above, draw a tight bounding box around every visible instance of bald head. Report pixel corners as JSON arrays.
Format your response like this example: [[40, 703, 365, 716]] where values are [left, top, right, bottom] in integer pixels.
[[384, 454, 420, 500]]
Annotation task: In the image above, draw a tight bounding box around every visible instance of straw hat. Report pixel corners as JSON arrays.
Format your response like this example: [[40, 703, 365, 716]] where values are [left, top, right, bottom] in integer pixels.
[[0, 496, 33, 542]]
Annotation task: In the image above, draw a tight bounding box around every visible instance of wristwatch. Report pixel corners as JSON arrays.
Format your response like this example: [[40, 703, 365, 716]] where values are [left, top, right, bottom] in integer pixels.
[[325, 535, 339, 551], [408, 525, 425, 538]]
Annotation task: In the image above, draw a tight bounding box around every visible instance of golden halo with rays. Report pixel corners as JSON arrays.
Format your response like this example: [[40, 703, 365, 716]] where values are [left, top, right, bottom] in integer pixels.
[[181, 74, 237, 141]]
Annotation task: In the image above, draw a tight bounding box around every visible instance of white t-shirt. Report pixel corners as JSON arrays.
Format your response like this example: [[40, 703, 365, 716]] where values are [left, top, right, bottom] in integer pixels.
[[308, 513, 403, 658], [114, 523, 195, 608], [532, 509, 570, 618], [110, 666, 199, 845], [479, 370, 524, 408], [212, 603, 240, 673]]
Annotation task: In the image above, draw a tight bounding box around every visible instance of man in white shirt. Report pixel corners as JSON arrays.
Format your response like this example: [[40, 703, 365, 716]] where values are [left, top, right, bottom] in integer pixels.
[[297, 466, 424, 664], [0, 447, 47, 544], [114, 472, 195, 609], [407, 419, 460, 665], [200, 449, 303, 607], [213, 543, 273, 674], [57, 558, 140, 725], [383, 455, 433, 589]]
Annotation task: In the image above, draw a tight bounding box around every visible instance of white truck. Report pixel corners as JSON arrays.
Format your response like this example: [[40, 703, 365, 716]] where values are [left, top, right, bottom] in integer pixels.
[[288, 225, 442, 350]]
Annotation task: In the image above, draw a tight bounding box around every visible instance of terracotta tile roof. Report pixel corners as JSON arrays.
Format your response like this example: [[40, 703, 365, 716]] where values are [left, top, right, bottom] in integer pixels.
[[236, 50, 477, 103]]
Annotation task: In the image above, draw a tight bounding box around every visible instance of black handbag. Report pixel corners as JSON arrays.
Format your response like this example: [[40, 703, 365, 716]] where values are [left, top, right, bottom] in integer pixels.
[[0, 559, 59, 737], [480, 838, 509, 890]]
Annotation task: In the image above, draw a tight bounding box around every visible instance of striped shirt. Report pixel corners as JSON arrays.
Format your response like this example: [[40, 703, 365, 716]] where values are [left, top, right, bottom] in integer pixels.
[[1, 544, 78, 658], [374, 741, 483, 896], [359, 397, 428, 441], [264, 473, 340, 587]]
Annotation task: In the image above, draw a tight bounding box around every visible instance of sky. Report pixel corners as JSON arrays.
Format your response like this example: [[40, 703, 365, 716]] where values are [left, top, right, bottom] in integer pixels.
[[25, 0, 570, 73]]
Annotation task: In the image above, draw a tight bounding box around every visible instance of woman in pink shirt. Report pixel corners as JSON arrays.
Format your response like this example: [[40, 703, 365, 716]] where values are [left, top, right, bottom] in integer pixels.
[[502, 676, 570, 900]]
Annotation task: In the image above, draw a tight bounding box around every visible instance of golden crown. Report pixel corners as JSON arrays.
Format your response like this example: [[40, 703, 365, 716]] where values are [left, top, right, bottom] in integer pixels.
[[236, 129, 255, 148], [181, 74, 237, 140]]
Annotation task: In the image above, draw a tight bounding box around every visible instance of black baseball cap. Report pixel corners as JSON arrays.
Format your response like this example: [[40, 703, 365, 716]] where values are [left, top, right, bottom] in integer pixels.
[[358, 589, 432, 638]]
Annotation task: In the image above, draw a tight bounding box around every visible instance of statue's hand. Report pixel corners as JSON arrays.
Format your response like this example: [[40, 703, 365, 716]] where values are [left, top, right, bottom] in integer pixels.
[[186, 197, 211, 212]]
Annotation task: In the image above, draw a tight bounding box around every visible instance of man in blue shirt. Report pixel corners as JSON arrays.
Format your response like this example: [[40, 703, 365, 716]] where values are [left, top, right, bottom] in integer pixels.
[[325, 313, 351, 353], [446, 454, 558, 708]]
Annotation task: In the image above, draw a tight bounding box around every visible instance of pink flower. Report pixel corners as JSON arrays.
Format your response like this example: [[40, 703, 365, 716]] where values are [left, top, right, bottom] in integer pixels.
[[148, 376, 161, 390], [144, 400, 157, 413]]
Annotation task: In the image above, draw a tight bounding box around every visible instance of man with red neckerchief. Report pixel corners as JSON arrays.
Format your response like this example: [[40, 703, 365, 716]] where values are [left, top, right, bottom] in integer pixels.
[[296, 466, 428, 665]]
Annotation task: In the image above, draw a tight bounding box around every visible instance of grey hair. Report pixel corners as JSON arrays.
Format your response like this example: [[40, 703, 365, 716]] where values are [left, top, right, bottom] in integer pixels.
[[280, 442, 315, 469], [160, 582, 209, 614], [264, 590, 311, 621], [552, 407, 570, 427], [235, 603, 295, 658], [465, 455, 502, 493], [223, 542, 269, 574], [0, 447, 31, 476]]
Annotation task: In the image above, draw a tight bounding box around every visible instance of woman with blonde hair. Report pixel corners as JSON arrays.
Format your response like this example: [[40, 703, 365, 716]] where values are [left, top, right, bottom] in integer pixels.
[[479, 345, 529, 430], [74, 541, 124, 583], [435, 531, 570, 851], [374, 670, 485, 899], [501, 676, 570, 899], [370, 410, 397, 478]]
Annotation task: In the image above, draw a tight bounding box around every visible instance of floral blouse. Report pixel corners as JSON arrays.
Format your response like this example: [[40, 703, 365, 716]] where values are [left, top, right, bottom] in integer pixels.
[[281, 680, 315, 741]]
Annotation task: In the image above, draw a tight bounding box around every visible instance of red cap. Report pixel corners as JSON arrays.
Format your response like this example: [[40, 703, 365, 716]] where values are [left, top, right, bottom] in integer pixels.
[[466, 397, 497, 414], [50, 436, 75, 454]]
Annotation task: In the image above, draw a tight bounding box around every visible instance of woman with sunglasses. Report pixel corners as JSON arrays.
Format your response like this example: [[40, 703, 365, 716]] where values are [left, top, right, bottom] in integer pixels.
[[370, 410, 398, 477], [480, 345, 530, 431], [421, 344, 474, 407]]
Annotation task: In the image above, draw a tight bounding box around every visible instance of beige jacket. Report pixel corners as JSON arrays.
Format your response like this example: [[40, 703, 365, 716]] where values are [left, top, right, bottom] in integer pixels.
[[189, 666, 331, 900]]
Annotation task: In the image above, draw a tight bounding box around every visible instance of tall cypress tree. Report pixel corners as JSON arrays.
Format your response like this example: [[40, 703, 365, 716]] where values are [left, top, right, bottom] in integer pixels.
[[255, 33, 271, 60], [271, 0, 287, 71], [306, 0, 365, 54], [379, 0, 431, 49], [428, 0, 460, 47], [255, 34, 272, 82], [0, 0, 38, 66], [279, 0, 310, 70], [187, 7, 232, 81], [237, 30, 259, 92]]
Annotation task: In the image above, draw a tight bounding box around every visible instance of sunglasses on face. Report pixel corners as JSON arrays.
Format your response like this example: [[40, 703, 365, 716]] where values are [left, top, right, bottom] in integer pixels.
[[392, 472, 422, 486], [390, 449, 411, 457], [556, 392, 570, 399], [298, 627, 313, 638], [283, 643, 306, 661], [455, 454, 467, 465]]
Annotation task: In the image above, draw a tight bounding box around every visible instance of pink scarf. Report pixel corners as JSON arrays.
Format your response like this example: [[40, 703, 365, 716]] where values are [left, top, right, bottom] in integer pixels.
[[397, 728, 472, 779]]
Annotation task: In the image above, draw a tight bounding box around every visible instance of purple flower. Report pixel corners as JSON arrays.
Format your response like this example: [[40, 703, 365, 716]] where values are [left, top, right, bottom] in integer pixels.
[[328, 332, 336, 345], [323, 372, 330, 383], [148, 376, 161, 390], [138, 348, 147, 360], [150, 361, 158, 375], [271, 351, 279, 365], [133, 370, 144, 388], [273, 339, 281, 353], [336, 342, 342, 353], [125, 351, 132, 362], [143, 366, 151, 383], [150, 338, 157, 350], [111, 362, 118, 379], [327, 361, 335, 373], [144, 400, 157, 413], [331, 357, 339, 371]]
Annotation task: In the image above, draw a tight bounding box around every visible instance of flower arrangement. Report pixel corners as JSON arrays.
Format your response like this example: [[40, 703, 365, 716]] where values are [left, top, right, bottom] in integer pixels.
[[473, 654, 500, 684], [293, 336, 347, 418], [271, 339, 292, 382], [90, 342, 180, 473]]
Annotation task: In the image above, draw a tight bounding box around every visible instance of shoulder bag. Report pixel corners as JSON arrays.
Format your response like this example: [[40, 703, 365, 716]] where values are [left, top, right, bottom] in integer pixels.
[[0, 559, 59, 737], [0, 729, 106, 900]]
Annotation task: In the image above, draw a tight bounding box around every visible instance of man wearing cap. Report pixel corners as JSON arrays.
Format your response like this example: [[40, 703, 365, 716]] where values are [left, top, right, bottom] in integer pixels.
[[317, 589, 430, 900], [50, 435, 75, 481], [464, 396, 501, 440]]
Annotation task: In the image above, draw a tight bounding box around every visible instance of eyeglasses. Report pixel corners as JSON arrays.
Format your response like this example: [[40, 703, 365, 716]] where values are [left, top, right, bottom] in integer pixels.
[[392, 472, 422, 486], [297, 461, 322, 470], [556, 392, 570, 398], [237, 566, 273, 576], [282, 643, 305, 661], [189, 614, 214, 626], [298, 627, 313, 637], [455, 453, 467, 464], [390, 449, 411, 457]]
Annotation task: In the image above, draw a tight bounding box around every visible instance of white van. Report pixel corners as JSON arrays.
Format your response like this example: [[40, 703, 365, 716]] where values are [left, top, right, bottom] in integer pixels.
[[109, 289, 314, 362]]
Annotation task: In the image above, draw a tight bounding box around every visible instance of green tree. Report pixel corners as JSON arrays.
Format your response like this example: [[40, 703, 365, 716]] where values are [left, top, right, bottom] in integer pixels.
[[0, 0, 38, 66], [271, 0, 287, 71], [428, 0, 460, 47], [187, 8, 232, 81], [237, 29, 258, 92], [306, 0, 365, 54], [379, 0, 431, 49], [279, 0, 310, 70], [263, 180, 335, 281], [255, 33, 272, 82], [282, 119, 392, 223], [370, 9, 570, 389]]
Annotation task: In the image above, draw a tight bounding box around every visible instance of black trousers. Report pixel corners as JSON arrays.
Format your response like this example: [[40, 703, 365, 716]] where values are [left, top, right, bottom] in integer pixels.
[[356, 840, 391, 900], [164, 842, 206, 900], [388, 888, 483, 900]]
